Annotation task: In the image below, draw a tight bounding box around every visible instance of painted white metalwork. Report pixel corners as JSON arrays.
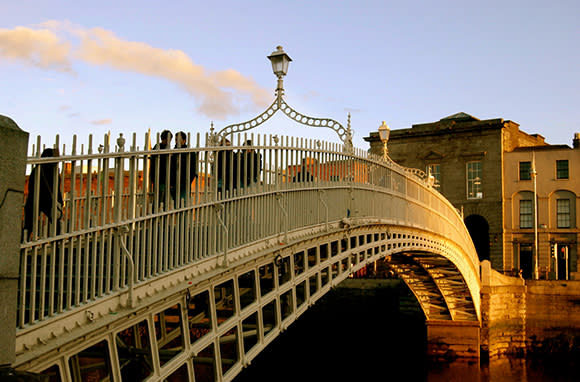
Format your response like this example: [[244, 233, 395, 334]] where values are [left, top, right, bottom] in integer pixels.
[[214, 46, 354, 153], [217, 99, 354, 153], [15, 130, 480, 381]]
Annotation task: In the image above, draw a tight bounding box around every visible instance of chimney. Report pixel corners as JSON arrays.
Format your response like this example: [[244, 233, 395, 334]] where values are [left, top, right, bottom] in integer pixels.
[[574, 133, 580, 149]]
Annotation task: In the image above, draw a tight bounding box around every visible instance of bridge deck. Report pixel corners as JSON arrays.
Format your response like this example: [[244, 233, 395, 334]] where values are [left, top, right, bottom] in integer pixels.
[[15, 132, 481, 381]]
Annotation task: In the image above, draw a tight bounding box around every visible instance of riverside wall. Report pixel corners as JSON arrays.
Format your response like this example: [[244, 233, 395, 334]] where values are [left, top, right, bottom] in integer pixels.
[[480, 260, 580, 359]]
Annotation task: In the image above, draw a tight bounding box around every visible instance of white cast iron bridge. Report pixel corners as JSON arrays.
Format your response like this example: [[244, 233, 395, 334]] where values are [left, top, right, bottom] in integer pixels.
[[14, 127, 481, 381], [10, 45, 481, 382]]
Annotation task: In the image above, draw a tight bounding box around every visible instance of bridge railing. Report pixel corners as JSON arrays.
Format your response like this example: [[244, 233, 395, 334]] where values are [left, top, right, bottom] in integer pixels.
[[18, 131, 477, 330]]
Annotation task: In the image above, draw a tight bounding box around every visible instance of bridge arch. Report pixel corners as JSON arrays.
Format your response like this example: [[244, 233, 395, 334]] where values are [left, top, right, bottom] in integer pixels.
[[20, 221, 480, 381], [14, 132, 481, 380]]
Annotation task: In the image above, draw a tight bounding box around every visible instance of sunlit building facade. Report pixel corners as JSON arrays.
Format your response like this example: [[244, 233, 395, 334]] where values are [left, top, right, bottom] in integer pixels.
[[364, 112, 558, 275], [504, 140, 579, 280]]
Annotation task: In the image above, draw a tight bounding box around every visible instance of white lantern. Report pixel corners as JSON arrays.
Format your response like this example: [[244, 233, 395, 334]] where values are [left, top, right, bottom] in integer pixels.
[[378, 121, 390, 143], [267, 46, 292, 77]]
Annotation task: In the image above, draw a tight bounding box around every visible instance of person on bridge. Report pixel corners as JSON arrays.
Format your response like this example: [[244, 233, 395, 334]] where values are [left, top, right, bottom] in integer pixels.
[[292, 157, 315, 183], [150, 130, 173, 208], [240, 139, 262, 188], [170, 131, 198, 206], [23, 148, 63, 240], [216, 138, 238, 197]]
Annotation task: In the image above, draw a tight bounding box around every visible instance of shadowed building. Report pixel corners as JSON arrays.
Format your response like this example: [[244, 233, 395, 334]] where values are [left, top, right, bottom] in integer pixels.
[[365, 112, 548, 273]]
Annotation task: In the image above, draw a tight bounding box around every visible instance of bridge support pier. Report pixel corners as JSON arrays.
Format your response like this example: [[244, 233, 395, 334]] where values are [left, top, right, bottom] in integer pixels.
[[426, 320, 481, 360], [0, 116, 28, 367]]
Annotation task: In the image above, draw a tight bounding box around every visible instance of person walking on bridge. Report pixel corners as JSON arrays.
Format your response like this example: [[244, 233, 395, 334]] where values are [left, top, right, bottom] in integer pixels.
[[23, 148, 63, 239], [241, 139, 262, 188], [171, 131, 198, 206], [216, 138, 237, 197], [150, 130, 173, 208]]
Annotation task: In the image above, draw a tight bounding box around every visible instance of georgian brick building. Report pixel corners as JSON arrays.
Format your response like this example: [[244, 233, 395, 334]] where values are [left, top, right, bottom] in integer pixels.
[[364, 112, 578, 277], [504, 142, 579, 280]]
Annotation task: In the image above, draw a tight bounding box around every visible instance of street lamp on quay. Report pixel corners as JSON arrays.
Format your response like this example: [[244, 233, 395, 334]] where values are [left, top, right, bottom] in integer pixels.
[[532, 151, 539, 280], [214, 46, 354, 152], [378, 120, 390, 161]]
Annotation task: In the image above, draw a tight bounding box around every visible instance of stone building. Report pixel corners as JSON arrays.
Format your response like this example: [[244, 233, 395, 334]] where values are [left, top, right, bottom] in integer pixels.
[[364, 112, 549, 273], [503, 139, 579, 280]]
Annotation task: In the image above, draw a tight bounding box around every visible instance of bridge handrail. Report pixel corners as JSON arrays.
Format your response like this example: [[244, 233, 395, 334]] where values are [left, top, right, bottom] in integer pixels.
[[17, 131, 478, 330]]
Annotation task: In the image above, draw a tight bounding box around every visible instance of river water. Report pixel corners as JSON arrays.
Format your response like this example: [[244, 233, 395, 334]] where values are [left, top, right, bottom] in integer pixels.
[[235, 280, 578, 382]]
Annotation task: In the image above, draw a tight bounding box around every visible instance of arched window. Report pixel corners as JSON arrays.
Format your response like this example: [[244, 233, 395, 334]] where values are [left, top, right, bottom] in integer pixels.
[[464, 215, 490, 261]]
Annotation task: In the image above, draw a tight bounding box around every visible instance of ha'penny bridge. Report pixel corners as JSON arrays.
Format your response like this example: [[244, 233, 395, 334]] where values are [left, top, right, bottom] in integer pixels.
[[0, 47, 483, 382]]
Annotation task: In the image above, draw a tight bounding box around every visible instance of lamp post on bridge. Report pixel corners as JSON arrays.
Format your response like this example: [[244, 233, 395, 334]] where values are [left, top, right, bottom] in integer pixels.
[[267, 46, 292, 106], [378, 120, 390, 161], [213, 46, 354, 152]]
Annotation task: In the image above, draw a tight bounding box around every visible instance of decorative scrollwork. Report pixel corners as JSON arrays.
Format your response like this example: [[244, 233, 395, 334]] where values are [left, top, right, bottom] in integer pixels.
[[278, 100, 351, 146], [217, 99, 279, 139], [405, 167, 428, 180], [215, 96, 353, 152], [381, 154, 428, 183]]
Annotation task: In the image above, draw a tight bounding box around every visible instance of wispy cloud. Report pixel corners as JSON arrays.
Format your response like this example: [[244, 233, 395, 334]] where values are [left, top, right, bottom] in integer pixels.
[[0, 26, 72, 72], [0, 21, 270, 119], [91, 118, 112, 125]]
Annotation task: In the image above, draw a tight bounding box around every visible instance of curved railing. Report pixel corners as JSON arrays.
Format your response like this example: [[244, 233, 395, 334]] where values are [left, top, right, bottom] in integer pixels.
[[18, 131, 479, 331]]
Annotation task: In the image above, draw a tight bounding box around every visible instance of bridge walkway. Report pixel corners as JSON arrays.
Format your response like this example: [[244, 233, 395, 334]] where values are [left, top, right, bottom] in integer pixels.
[[13, 131, 481, 381]]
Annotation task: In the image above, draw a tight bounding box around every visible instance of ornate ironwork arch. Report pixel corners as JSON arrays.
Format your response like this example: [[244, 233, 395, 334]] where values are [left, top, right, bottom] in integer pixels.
[[216, 98, 353, 152], [212, 46, 353, 153]]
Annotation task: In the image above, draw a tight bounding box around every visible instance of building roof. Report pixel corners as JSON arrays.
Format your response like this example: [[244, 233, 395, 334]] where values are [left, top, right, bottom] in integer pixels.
[[440, 112, 480, 122], [512, 144, 572, 152]]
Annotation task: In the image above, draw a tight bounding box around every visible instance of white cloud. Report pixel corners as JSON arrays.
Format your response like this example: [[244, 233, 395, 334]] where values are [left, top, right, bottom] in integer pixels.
[[0, 26, 72, 72], [0, 21, 270, 120]]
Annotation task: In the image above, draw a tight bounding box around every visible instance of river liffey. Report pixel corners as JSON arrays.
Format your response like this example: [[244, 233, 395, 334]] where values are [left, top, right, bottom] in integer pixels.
[[234, 279, 578, 382]]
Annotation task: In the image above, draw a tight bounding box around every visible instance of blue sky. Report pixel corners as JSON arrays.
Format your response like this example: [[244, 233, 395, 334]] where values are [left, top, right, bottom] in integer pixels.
[[1, 0, 579, 153]]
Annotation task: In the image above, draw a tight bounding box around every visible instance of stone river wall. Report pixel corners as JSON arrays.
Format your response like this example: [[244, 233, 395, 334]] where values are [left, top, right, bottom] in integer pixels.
[[480, 260, 580, 359]]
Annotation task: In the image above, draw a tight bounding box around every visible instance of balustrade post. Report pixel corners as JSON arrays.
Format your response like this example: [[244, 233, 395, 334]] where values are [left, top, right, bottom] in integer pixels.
[[113, 141, 124, 290], [0, 115, 28, 367]]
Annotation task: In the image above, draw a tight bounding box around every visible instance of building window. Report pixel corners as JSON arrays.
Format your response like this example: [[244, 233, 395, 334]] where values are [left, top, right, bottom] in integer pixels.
[[519, 200, 533, 229], [426, 164, 440, 188], [556, 160, 569, 179], [557, 199, 571, 228], [519, 161, 531, 180], [466, 161, 482, 199]]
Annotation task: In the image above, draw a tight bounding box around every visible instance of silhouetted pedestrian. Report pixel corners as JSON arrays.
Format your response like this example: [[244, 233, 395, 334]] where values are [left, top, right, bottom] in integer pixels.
[[171, 131, 198, 206], [216, 138, 237, 196], [292, 158, 314, 183], [150, 130, 172, 207], [241, 140, 262, 188], [23, 148, 63, 239]]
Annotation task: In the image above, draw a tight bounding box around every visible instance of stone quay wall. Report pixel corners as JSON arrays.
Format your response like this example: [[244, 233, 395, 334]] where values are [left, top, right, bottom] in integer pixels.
[[480, 260, 580, 358]]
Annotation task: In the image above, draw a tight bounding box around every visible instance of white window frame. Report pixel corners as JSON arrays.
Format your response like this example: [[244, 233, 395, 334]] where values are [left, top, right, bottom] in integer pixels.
[[519, 199, 533, 229], [557, 199, 571, 228], [466, 161, 483, 199], [426, 163, 441, 189]]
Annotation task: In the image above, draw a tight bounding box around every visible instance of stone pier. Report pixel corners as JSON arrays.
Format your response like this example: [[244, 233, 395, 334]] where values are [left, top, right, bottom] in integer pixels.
[[426, 320, 481, 360], [0, 115, 29, 367], [480, 259, 580, 359]]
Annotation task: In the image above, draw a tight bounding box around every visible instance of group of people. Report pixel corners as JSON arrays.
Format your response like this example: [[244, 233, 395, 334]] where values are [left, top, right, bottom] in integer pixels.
[[22, 130, 267, 239], [149, 130, 263, 202], [216, 138, 262, 196], [149, 130, 198, 207]]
